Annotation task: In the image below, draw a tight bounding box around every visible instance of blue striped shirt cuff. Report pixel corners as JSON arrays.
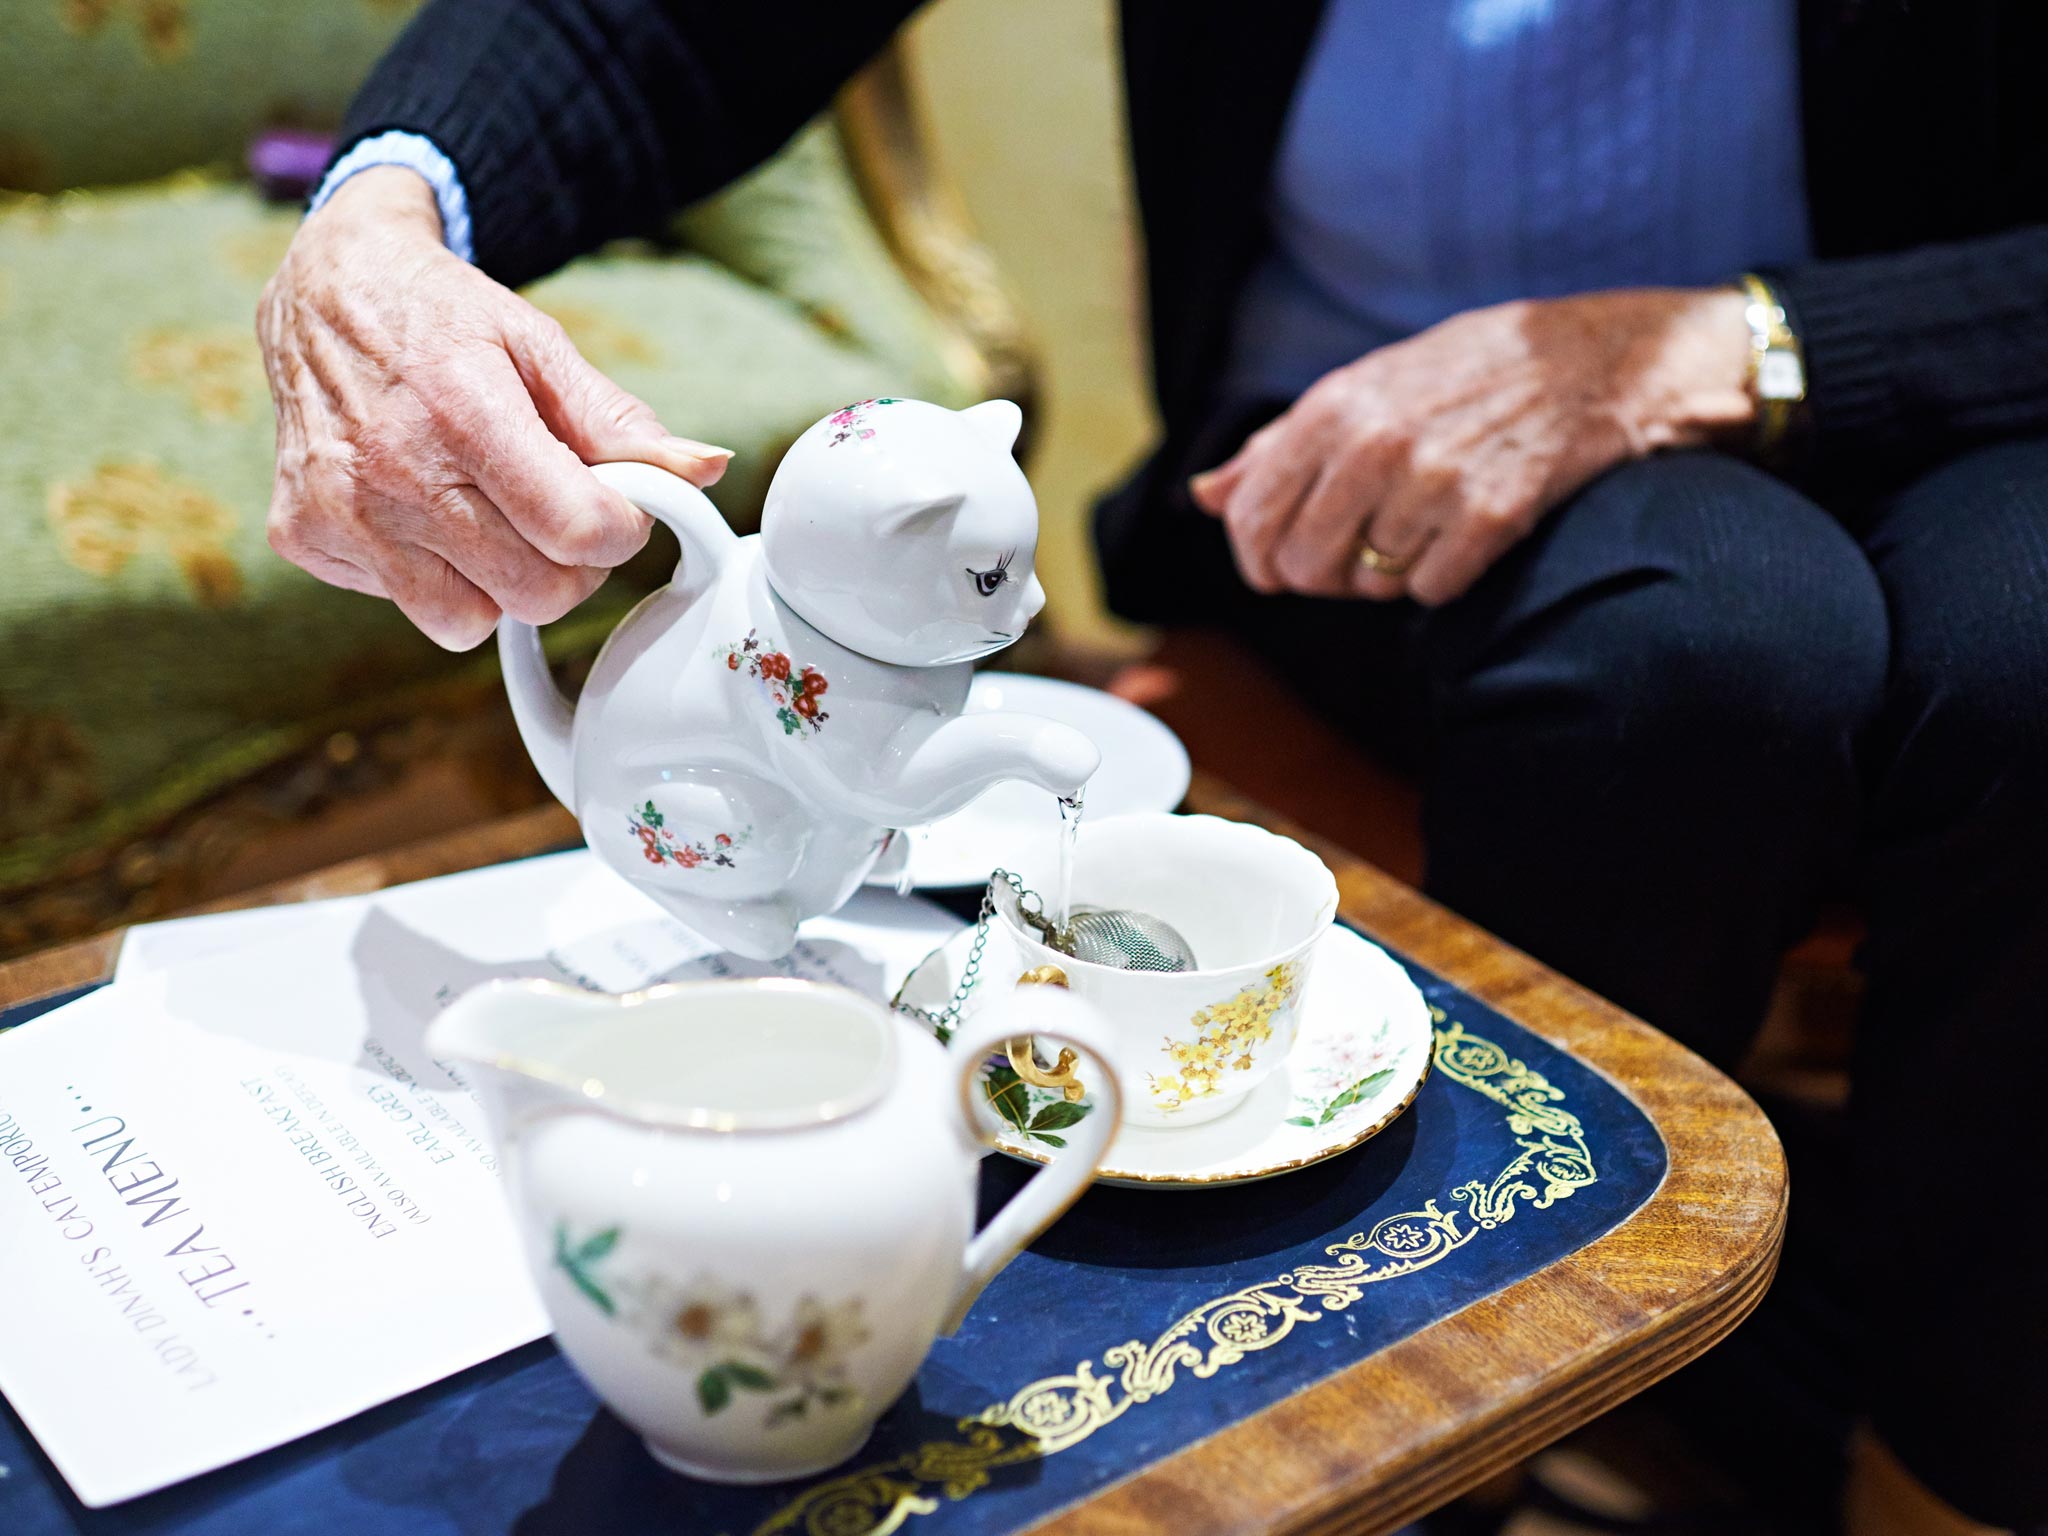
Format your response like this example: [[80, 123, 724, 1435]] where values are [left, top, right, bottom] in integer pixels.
[[308, 130, 474, 265]]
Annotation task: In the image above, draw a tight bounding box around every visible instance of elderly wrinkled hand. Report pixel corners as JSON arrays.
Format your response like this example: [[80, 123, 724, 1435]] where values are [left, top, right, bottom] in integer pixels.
[[257, 166, 732, 650], [1188, 287, 1754, 607]]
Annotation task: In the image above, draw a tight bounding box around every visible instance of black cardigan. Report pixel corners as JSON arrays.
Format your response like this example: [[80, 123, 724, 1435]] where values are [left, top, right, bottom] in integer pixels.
[[338, 1, 2048, 615]]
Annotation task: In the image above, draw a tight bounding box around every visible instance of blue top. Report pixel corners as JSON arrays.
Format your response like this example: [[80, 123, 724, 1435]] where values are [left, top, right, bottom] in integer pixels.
[[1225, 0, 1812, 400]]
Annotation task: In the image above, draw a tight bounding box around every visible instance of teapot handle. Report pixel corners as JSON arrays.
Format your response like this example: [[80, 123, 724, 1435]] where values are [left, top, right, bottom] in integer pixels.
[[941, 983, 1122, 1334], [498, 461, 739, 808], [589, 460, 739, 601]]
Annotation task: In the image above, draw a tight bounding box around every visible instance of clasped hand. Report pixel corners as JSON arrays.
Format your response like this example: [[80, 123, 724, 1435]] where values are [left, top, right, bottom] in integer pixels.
[[1189, 288, 1754, 606]]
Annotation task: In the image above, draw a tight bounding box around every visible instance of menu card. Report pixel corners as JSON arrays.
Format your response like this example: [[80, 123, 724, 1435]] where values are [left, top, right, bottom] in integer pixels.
[[0, 853, 960, 1507]]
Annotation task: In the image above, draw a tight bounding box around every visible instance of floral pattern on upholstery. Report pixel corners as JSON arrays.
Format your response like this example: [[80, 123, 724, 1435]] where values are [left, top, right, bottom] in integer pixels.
[[220, 223, 295, 281], [46, 461, 242, 608], [12, 0, 430, 189], [130, 325, 263, 421], [60, 0, 190, 61]]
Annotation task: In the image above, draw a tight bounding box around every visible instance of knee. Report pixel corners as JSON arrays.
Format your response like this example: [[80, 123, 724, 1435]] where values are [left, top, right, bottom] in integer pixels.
[[1536, 454, 1890, 766], [1894, 614, 2048, 793], [1878, 442, 2048, 786]]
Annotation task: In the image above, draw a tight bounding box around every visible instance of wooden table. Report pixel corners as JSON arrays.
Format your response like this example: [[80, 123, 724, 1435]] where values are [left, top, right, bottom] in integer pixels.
[[0, 777, 1787, 1536]]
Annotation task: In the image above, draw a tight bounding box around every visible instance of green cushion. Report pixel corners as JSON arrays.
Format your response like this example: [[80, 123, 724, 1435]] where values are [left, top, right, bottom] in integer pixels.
[[671, 126, 968, 414], [0, 125, 976, 892], [0, 1, 424, 193]]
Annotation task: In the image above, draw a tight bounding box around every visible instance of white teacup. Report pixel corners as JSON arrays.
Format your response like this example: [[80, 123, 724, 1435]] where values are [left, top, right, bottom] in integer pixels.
[[996, 812, 1338, 1128]]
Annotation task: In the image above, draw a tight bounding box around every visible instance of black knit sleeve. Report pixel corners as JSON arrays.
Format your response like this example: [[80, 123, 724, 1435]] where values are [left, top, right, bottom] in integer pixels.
[[1773, 225, 2048, 486], [334, 0, 925, 289]]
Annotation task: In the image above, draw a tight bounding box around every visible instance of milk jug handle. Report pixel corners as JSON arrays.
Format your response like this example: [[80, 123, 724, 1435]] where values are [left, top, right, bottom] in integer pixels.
[[497, 461, 738, 809], [940, 986, 1121, 1334]]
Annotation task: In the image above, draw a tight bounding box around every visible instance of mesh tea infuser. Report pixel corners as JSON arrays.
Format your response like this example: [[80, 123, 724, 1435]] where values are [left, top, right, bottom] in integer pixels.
[[896, 871, 1195, 1069], [987, 874, 1197, 973]]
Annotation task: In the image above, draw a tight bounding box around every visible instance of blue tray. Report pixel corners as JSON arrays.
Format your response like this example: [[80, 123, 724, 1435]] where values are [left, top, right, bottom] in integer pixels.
[[0, 925, 1666, 1536]]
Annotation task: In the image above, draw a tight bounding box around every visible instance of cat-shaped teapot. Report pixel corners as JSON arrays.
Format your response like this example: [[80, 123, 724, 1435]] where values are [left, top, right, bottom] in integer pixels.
[[500, 398, 1100, 959]]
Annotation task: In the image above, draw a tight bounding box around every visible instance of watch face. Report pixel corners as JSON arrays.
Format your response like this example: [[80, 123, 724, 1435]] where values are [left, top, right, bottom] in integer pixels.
[[1758, 350, 1805, 402]]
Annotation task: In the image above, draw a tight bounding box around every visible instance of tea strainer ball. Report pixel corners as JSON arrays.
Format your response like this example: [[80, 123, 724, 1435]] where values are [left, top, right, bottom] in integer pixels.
[[989, 873, 1198, 973], [1060, 907, 1198, 972]]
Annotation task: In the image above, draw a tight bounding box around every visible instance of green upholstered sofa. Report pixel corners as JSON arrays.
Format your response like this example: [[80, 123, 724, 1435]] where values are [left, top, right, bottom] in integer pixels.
[[0, 3, 1029, 953]]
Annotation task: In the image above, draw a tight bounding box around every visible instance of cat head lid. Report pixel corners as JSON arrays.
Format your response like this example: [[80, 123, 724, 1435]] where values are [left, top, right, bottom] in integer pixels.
[[759, 398, 1046, 667]]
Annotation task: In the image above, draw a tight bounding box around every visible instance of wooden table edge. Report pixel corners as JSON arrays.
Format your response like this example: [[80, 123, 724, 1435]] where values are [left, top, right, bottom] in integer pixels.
[[1019, 777, 1789, 1535], [0, 788, 1789, 1536]]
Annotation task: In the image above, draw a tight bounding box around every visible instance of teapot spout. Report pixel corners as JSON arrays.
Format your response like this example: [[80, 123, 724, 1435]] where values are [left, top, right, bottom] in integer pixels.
[[861, 713, 1101, 826]]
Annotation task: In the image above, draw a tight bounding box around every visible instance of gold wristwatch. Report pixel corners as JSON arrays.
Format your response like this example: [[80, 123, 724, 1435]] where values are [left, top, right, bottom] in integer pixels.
[[1738, 271, 1806, 462]]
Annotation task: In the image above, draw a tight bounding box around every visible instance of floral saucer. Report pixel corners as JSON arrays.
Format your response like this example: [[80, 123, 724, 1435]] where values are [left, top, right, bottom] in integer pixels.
[[893, 922, 1434, 1189]]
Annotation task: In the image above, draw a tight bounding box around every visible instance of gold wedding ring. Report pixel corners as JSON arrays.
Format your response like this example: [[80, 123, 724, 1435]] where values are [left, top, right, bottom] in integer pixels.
[[1356, 542, 1412, 577]]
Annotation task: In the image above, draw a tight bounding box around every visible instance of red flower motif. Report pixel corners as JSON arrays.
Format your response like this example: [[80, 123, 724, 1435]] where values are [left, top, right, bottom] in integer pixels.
[[677, 847, 701, 868], [642, 846, 664, 865], [714, 833, 732, 847], [720, 634, 831, 734]]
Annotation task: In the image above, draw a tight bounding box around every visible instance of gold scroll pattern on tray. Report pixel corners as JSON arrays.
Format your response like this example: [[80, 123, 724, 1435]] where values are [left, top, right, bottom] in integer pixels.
[[745, 1017, 1600, 1536]]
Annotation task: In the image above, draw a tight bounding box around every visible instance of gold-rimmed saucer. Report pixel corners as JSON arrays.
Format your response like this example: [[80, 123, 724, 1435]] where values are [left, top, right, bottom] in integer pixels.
[[894, 923, 1434, 1190]]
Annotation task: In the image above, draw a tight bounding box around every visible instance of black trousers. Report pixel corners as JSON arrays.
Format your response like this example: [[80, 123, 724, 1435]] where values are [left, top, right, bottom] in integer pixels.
[[1154, 428, 2048, 1525]]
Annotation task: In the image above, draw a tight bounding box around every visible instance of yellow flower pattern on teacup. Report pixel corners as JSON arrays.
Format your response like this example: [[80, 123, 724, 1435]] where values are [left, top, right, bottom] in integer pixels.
[[1148, 963, 1301, 1112]]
